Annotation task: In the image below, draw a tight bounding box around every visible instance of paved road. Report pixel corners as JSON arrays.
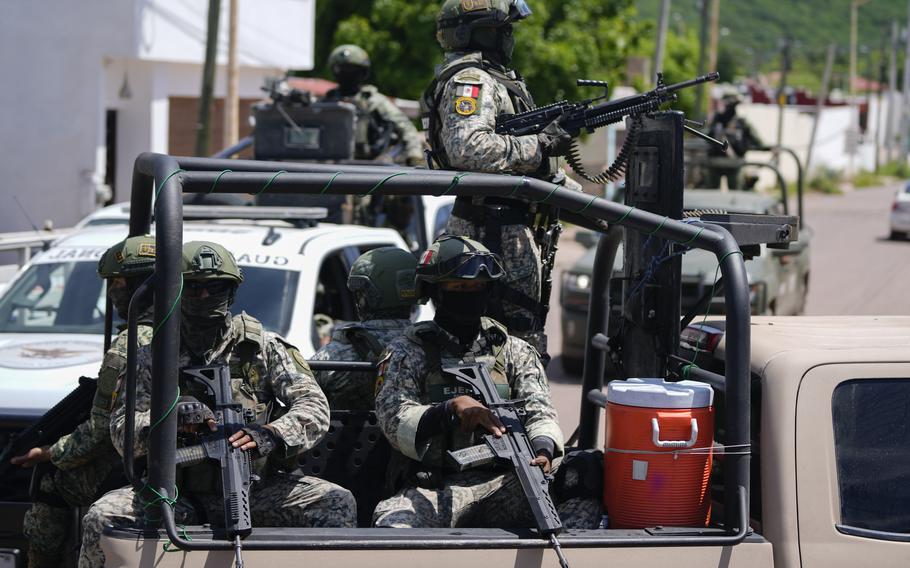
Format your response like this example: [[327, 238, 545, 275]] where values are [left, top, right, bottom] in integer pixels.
[[544, 182, 910, 442]]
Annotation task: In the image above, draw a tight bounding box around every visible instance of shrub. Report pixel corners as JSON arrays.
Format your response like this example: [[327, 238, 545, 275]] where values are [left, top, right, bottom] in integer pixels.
[[852, 170, 882, 188], [809, 167, 843, 194]]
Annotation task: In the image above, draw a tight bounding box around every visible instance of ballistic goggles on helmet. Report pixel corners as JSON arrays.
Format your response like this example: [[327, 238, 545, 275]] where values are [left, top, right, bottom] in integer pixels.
[[419, 252, 506, 282], [438, 0, 532, 30]]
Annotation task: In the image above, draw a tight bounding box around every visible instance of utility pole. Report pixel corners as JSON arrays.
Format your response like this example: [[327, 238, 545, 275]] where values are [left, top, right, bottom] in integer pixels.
[[874, 32, 887, 171], [885, 22, 899, 163], [775, 39, 791, 155], [850, 1, 873, 97], [708, 0, 720, 74], [653, 0, 672, 84], [695, 0, 710, 119], [806, 44, 837, 175], [195, 0, 221, 157], [903, 0, 910, 157], [223, 0, 239, 150]]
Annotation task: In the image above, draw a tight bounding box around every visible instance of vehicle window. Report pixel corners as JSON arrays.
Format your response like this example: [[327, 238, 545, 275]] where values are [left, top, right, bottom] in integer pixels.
[[832, 379, 910, 535], [232, 266, 298, 337], [312, 249, 358, 351], [0, 262, 118, 333], [433, 203, 454, 240]]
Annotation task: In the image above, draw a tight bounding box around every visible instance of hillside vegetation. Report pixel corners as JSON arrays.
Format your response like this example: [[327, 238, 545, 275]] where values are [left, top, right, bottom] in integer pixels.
[[637, 0, 907, 91]]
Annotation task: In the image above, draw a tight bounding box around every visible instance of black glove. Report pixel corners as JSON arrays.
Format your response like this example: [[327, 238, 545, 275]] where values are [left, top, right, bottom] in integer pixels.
[[176, 396, 215, 428], [537, 117, 574, 158], [241, 424, 279, 459]]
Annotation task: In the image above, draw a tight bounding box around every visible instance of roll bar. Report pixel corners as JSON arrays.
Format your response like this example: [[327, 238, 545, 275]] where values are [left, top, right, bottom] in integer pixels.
[[126, 152, 752, 547]]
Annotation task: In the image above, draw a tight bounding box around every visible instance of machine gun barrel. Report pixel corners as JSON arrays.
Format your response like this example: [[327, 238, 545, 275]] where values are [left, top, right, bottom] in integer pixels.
[[443, 365, 568, 567]]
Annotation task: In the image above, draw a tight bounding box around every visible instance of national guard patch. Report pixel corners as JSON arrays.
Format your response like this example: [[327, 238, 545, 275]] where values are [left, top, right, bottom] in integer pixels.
[[455, 96, 478, 116], [137, 243, 156, 257], [461, 0, 490, 12], [290, 348, 309, 372]]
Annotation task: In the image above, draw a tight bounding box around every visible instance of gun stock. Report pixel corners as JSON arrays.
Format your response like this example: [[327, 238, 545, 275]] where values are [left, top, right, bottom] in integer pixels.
[[0, 376, 97, 479]]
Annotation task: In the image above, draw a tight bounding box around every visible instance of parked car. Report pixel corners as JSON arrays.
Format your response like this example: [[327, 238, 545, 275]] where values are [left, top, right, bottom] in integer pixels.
[[560, 189, 811, 374], [889, 181, 910, 240]]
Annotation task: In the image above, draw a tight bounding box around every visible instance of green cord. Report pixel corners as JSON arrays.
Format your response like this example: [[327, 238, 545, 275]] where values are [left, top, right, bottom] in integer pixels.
[[441, 173, 470, 196], [361, 172, 408, 197], [507, 177, 526, 198], [152, 276, 184, 339], [681, 363, 699, 380], [154, 169, 186, 202], [209, 169, 232, 193], [147, 386, 182, 434], [574, 195, 597, 215], [679, 227, 705, 246], [611, 207, 634, 224], [254, 170, 287, 195], [534, 183, 561, 204], [647, 216, 669, 236], [163, 524, 193, 552], [320, 172, 342, 194]]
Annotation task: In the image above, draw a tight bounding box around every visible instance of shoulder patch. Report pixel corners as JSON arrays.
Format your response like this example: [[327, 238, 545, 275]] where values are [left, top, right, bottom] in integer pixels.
[[454, 96, 478, 116], [374, 351, 392, 398], [452, 69, 483, 85], [289, 347, 309, 373]]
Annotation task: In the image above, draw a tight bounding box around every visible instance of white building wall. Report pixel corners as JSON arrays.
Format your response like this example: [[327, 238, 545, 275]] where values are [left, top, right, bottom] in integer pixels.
[[0, 0, 313, 233]]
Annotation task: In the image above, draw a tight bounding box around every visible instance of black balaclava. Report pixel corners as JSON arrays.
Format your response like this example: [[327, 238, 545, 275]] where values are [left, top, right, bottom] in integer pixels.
[[181, 286, 235, 359], [109, 277, 151, 321], [334, 64, 369, 96], [472, 25, 515, 67], [433, 284, 491, 347]]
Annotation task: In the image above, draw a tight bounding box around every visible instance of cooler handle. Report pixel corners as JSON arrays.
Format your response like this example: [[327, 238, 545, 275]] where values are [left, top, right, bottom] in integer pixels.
[[651, 418, 698, 449]]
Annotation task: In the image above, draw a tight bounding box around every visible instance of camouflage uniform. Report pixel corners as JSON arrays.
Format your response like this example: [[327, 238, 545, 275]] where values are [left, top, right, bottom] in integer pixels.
[[427, 50, 577, 356], [79, 314, 355, 568], [372, 317, 601, 528], [23, 318, 153, 567], [324, 84, 424, 166], [311, 319, 412, 411]]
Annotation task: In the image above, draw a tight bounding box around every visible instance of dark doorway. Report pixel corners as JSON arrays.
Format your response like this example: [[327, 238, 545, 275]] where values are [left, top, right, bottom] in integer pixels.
[[105, 110, 117, 205]]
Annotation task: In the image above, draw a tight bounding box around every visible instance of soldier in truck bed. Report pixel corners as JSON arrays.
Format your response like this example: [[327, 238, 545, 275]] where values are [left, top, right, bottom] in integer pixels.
[[372, 236, 601, 529], [9, 235, 156, 568], [310, 247, 418, 411], [78, 241, 355, 568]]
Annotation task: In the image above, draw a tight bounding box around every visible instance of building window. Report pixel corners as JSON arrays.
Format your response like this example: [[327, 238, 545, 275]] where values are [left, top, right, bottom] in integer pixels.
[[832, 379, 910, 535]]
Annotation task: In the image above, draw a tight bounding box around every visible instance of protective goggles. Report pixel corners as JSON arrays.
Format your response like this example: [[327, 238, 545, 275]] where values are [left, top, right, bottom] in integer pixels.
[[420, 252, 506, 281], [182, 280, 234, 298]]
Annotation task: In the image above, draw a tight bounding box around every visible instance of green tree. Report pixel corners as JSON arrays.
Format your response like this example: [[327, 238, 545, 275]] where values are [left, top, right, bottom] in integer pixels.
[[313, 0, 650, 104]]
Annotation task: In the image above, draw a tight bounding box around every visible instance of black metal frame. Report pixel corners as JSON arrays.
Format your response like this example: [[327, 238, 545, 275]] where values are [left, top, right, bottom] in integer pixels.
[[125, 152, 753, 552]]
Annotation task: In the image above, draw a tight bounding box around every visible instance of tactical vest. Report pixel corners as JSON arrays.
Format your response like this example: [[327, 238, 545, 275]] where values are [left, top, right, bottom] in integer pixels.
[[421, 53, 555, 177], [340, 323, 387, 362], [178, 312, 271, 494], [405, 318, 511, 468]]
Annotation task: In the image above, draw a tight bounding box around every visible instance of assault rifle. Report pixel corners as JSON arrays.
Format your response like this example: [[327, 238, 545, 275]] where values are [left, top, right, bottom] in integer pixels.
[[535, 206, 562, 339], [0, 376, 96, 479], [176, 364, 252, 568], [443, 365, 570, 568]]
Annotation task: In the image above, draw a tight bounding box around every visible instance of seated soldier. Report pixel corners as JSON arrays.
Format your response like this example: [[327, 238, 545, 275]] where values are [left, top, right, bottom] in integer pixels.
[[10, 235, 156, 568], [310, 247, 418, 411], [372, 235, 601, 529], [79, 241, 355, 567]]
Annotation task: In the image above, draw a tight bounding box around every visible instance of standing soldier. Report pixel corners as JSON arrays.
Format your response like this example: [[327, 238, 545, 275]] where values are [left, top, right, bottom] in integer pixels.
[[10, 235, 156, 568], [311, 247, 418, 411], [324, 44, 425, 166], [422, 0, 575, 359], [79, 241, 355, 567], [705, 93, 766, 189], [372, 236, 601, 529], [324, 44, 425, 244]]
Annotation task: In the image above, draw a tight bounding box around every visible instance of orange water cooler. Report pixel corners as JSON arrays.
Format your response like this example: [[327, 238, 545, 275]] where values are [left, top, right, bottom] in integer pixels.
[[603, 378, 715, 528]]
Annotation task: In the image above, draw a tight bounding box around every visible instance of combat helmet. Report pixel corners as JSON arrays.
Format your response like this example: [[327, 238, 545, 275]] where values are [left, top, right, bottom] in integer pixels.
[[328, 44, 371, 84], [181, 241, 243, 284], [347, 247, 418, 319], [97, 235, 157, 279], [436, 0, 532, 51], [414, 235, 505, 302]]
